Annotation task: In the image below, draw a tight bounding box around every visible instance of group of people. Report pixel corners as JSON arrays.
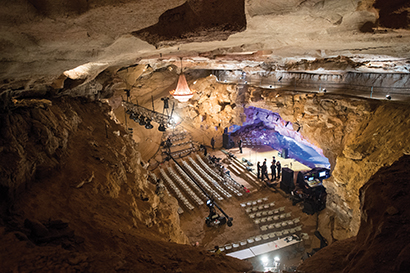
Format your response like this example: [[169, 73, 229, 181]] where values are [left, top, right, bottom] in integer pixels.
[[257, 156, 281, 182]]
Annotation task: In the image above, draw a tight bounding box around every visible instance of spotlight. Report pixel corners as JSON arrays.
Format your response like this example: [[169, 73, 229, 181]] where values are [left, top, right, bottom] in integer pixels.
[[134, 114, 141, 123], [386, 94, 391, 100], [145, 119, 153, 129], [139, 116, 146, 126], [158, 123, 166, 132]]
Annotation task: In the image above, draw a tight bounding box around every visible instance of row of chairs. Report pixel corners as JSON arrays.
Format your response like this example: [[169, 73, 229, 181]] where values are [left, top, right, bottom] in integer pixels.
[[174, 164, 208, 201], [170, 147, 196, 158], [253, 212, 292, 224], [166, 167, 204, 206], [221, 230, 301, 253], [171, 140, 193, 147], [248, 206, 284, 217], [196, 154, 245, 196], [259, 218, 301, 232], [245, 204, 279, 214], [195, 154, 224, 183], [182, 160, 223, 201], [187, 157, 232, 199], [240, 197, 269, 207], [159, 168, 194, 211], [167, 132, 187, 142]]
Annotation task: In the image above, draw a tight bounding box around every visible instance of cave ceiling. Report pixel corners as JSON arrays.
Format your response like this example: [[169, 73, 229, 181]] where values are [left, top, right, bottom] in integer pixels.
[[1, 0, 410, 91]]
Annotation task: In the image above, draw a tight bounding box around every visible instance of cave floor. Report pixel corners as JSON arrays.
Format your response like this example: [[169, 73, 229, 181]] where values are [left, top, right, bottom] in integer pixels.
[[172, 146, 320, 269]]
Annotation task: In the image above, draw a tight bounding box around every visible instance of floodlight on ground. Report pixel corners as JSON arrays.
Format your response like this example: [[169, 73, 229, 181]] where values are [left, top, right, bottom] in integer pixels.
[[261, 256, 269, 264]]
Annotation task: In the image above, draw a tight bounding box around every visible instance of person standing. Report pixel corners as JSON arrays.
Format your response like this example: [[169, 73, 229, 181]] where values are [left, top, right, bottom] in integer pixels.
[[257, 161, 261, 179], [238, 139, 243, 153], [211, 137, 215, 150], [276, 161, 282, 180], [270, 161, 276, 181], [261, 160, 268, 181]]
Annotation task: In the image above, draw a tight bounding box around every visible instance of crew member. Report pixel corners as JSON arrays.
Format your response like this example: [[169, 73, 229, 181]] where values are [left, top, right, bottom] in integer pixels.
[[270, 161, 276, 181], [257, 161, 261, 179]]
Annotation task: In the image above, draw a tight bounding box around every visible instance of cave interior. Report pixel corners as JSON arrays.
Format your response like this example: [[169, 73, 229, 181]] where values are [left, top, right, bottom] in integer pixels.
[[1, 0, 410, 273]]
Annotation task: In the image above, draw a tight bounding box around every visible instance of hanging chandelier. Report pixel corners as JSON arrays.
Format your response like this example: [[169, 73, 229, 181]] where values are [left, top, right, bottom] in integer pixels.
[[169, 59, 196, 102]]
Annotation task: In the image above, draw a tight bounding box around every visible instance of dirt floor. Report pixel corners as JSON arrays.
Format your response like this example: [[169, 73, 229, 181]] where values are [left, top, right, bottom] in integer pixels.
[[155, 144, 321, 271]]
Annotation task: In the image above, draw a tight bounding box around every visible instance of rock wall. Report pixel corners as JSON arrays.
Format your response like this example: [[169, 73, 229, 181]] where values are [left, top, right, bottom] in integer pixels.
[[298, 155, 410, 273], [0, 97, 189, 244], [0, 97, 251, 272]]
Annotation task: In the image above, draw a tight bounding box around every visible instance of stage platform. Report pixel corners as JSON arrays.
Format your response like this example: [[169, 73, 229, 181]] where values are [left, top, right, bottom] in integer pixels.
[[208, 145, 311, 192]]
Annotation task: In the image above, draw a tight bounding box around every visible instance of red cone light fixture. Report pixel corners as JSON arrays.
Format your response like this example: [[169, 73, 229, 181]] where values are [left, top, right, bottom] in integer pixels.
[[170, 58, 196, 102]]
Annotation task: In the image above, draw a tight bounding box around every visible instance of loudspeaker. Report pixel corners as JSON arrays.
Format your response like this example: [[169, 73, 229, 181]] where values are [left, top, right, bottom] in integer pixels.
[[281, 148, 289, 159], [280, 167, 294, 194], [223, 133, 232, 149]]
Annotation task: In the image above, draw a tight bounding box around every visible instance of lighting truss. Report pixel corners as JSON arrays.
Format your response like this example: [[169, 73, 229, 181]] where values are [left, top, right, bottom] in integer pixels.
[[122, 100, 177, 128]]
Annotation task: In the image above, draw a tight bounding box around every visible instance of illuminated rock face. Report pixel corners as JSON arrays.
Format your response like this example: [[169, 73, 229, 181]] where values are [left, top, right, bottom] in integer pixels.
[[229, 106, 330, 168]]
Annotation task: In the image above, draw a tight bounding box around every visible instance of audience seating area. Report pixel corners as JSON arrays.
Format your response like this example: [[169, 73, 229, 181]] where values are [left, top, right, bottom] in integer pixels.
[[182, 160, 224, 201], [166, 167, 204, 206], [187, 157, 232, 199], [174, 164, 208, 201], [196, 154, 243, 197], [218, 197, 304, 254], [159, 168, 194, 211]]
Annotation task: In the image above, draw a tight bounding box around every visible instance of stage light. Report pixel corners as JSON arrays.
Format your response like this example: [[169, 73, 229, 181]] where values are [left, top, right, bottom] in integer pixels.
[[158, 123, 166, 132], [139, 116, 146, 126], [261, 256, 269, 264], [171, 115, 181, 124], [145, 119, 153, 129], [133, 114, 141, 123]]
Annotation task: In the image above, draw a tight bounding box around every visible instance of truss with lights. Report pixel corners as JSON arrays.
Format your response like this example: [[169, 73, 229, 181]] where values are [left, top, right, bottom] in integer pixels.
[[123, 100, 178, 131]]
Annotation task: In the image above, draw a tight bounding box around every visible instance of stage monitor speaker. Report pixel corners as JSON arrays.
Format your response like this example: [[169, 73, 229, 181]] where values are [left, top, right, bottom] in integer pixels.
[[281, 148, 289, 159], [223, 133, 232, 149], [280, 167, 294, 194]]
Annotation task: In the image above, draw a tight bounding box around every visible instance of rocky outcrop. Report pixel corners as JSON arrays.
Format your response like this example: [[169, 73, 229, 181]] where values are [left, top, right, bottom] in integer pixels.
[[0, 97, 254, 272], [298, 155, 410, 273]]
